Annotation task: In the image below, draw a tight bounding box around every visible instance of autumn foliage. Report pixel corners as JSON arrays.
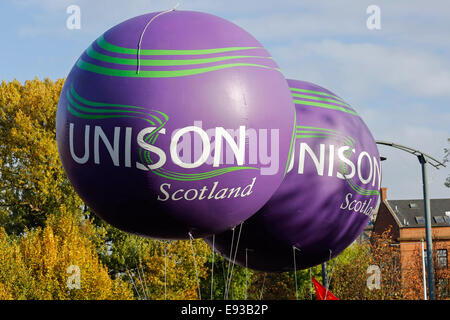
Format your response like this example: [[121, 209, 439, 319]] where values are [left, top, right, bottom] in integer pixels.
[[0, 79, 214, 300], [402, 242, 450, 299], [0, 210, 133, 299], [1, 78, 447, 300], [328, 227, 402, 299]]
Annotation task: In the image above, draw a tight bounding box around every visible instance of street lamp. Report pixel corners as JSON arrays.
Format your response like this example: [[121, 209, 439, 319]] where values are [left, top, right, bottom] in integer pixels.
[[376, 141, 446, 300]]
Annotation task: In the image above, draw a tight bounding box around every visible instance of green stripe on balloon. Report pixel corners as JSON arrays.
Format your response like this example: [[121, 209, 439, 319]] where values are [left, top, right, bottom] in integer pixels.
[[157, 166, 258, 179], [152, 109, 169, 122], [138, 121, 260, 180], [77, 59, 280, 78], [293, 99, 359, 116], [68, 85, 260, 181], [142, 124, 166, 167], [97, 35, 263, 56], [152, 166, 259, 181], [295, 132, 354, 147], [68, 103, 157, 125], [340, 146, 379, 196], [297, 131, 341, 135], [297, 130, 353, 141], [67, 103, 153, 125], [67, 91, 156, 125], [86, 45, 273, 67], [140, 148, 259, 180], [291, 92, 353, 110], [284, 110, 297, 177], [290, 87, 346, 102], [340, 142, 379, 196], [296, 134, 334, 139], [158, 167, 234, 178], [70, 85, 145, 110], [71, 85, 169, 125], [297, 126, 356, 144], [297, 125, 339, 131], [141, 127, 259, 180]]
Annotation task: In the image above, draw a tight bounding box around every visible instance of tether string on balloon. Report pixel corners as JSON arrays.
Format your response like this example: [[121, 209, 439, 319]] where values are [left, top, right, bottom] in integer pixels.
[[327, 249, 340, 299], [259, 273, 267, 300], [164, 241, 168, 300], [210, 234, 215, 300], [224, 226, 236, 299], [135, 263, 148, 300], [324, 249, 337, 300], [141, 263, 150, 299], [225, 222, 244, 299], [292, 246, 300, 300], [126, 268, 142, 299], [137, 3, 180, 74], [188, 232, 202, 300], [245, 248, 252, 300]]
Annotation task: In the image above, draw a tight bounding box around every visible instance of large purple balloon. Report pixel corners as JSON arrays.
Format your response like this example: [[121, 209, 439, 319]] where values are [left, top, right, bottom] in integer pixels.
[[56, 11, 295, 240], [205, 79, 381, 271]]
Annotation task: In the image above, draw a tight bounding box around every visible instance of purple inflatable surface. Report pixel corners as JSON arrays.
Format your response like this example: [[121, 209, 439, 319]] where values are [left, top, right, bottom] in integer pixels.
[[205, 79, 381, 271], [56, 11, 295, 240]]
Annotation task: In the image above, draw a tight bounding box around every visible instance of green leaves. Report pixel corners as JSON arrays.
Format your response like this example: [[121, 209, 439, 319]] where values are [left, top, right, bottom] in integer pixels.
[[0, 78, 83, 235]]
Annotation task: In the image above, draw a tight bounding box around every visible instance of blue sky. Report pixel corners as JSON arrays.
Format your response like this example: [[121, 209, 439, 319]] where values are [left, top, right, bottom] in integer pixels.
[[1, 0, 449, 200]]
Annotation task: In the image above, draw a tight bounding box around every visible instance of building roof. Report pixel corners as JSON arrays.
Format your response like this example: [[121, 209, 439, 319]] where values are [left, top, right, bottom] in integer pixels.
[[386, 198, 450, 228]]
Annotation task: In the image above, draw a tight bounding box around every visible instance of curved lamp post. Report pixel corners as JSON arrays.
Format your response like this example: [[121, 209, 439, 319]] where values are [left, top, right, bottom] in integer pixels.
[[376, 141, 446, 300]]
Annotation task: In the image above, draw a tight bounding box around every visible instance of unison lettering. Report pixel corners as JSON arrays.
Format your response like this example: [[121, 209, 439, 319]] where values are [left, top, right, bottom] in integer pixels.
[[294, 142, 381, 190], [68, 122, 279, 174], [68, 123, 381, 190]]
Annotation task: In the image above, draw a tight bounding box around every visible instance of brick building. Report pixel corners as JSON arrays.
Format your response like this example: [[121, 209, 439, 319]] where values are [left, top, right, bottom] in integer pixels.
[[372, 188, 450, 298]]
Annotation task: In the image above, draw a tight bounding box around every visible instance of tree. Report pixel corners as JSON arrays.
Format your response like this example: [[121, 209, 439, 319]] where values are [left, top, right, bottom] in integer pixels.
[[128, 239, 211, 300], [326, 242, 372, 299], [199, 254, 254, 300], [367, 228, 402, 299], [402, 242, 450, 300], [329, 227, 402, 300], [239, 266, 322, 300], [0, 78, 83, 235], [0, 208, 133, 299], [0, 78, 212, 300], [5, 78, 415, 300]]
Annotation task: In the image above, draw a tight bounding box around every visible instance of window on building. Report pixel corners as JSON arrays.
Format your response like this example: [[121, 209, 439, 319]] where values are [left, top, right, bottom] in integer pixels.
[[437, 249, 448, 269], [433, 216, 445, 224], [415, 216, 425, 224], [444, 216, 450, 225]]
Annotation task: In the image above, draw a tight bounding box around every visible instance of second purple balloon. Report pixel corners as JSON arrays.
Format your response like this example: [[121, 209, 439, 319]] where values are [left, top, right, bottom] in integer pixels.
[[204, 79, 382, 272]]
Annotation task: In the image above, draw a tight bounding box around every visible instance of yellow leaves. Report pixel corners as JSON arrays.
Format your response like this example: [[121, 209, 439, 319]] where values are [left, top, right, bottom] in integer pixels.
[[1, 78, 84, 233], [0, 282, 13, 299], [1, 77, 219, 300], [0, 80, 22, 115], [329, 230, 403, 300], [0, 211, 133, 300]]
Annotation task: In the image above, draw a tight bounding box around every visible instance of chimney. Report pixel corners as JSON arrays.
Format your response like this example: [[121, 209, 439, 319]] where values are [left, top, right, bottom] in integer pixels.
[[381, 187, 388, 202]]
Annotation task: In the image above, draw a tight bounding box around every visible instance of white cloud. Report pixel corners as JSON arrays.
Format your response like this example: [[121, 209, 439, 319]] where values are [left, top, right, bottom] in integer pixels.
[[269, 37, 450, 199], [360, 99, 450, 200], [7, 0, 450, 199], [273, 40, 450, 101]]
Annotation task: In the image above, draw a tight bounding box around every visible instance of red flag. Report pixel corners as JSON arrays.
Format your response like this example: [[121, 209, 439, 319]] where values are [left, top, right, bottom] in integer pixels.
[[312, 277, 339, 300]]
